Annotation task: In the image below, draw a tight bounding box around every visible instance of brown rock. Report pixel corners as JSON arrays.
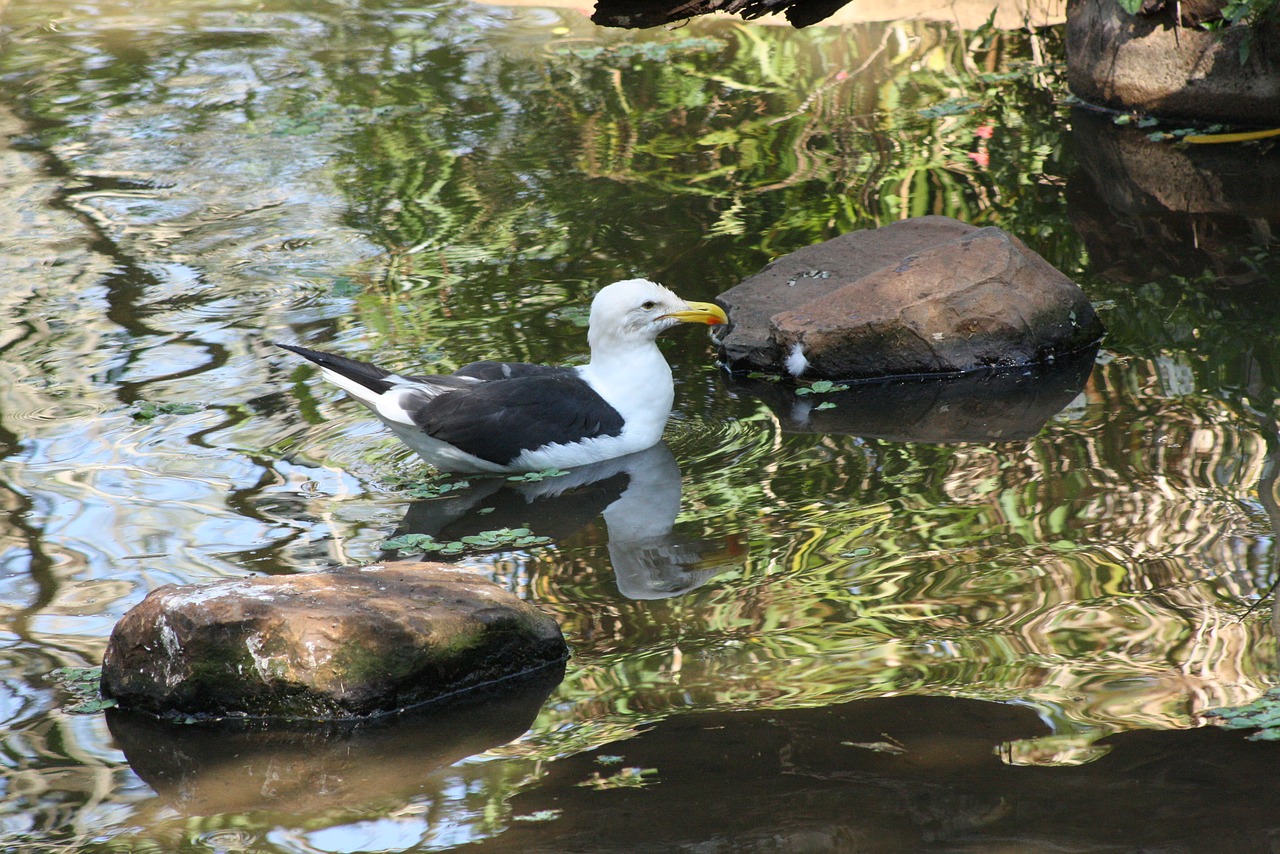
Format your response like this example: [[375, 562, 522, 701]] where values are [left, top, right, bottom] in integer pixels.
[[1137, 0, 1227, 28], [1066, 0, 1280, 124], [101, 562, 568, 720], [715, 217, 1101, 380], [774, 228, 1100, 378], [716, 216, 976, 373]]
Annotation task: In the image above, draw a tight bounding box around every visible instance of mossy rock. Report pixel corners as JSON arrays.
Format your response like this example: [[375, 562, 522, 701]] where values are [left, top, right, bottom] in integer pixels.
[[101, 562, 568, 721]]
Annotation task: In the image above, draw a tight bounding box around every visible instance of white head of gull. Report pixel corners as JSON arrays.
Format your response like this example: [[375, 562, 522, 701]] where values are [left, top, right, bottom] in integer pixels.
[[278, 278, 727, 474]]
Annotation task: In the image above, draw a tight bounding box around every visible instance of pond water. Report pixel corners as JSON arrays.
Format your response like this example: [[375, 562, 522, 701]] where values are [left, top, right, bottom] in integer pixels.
[[2, 0, 1280, 850]]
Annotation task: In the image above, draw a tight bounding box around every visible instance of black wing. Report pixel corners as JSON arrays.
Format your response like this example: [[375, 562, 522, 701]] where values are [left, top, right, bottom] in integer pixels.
[[452, 361, 575, 382], [277, 343, 394, 394], [409, 374, 625, 466], [279, 343, 479, 394]]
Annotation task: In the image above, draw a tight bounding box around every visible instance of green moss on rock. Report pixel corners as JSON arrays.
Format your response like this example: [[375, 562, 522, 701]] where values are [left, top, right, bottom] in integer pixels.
[[101, 563, 569, 721]]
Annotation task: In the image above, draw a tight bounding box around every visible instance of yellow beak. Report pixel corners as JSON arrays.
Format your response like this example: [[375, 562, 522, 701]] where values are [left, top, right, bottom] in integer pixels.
[[663, 301, 728, 326]]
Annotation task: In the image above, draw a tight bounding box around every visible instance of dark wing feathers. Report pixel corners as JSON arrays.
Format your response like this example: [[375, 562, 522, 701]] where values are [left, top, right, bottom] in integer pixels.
[[276, 343, 394, 395], [279, 343, 480, 394], [279, 345, 622, 467], [407, 374, 625, 465], [452, 361, 574, 382]]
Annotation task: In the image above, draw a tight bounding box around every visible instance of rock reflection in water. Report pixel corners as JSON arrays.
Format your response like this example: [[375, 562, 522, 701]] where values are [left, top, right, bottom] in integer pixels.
[[106, 662, 564, 815], [726, 342, 1098, 443], [1069, 108, 1280, 285], [394, 443, 740, 599]]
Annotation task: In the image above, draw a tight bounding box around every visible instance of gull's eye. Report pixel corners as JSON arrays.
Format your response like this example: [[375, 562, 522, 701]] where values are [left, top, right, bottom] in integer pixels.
[[641, 300, 656, 310]]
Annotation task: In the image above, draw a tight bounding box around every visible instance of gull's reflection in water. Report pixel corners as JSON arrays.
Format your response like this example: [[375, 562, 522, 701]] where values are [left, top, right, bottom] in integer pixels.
[[394, 442, 738, 599]]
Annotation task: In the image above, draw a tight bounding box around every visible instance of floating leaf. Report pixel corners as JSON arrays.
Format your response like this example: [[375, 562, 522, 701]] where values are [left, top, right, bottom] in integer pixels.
[[508, 469, 570, 482], [384, 527, 550, 555], [52, 666, 116, 715], [67, 697, 117, 714], [918, 98, 982, 119], [132, 401, 203, 421], [796, 380, 849, 395], [52, 666, 100, 689], [1206, 688, 1280, 740], [1249, 728, 1280, 742], [405, 480, 471, 499], [330, 276, 362, 297], [382, 533, 438, 553]]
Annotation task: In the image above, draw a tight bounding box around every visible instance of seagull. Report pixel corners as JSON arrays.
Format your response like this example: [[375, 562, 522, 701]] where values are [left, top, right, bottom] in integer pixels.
[[278, 278, 727, 474]]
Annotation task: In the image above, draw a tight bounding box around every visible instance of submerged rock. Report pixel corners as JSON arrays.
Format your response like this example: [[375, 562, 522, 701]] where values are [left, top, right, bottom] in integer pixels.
[[101, 562, 568, 720], [715, 216, 1102, 380]]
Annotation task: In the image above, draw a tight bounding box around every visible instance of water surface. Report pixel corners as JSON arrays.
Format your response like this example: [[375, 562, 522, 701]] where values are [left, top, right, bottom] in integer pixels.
[[1, 0, 1278, 850]]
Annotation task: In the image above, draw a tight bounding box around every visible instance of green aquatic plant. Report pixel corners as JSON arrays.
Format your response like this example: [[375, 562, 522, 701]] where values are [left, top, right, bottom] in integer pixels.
[[576, 766, 659, 790], [795, 380, 849, 395], [507, 469, 570, 483], [131, 401, 203, 421], [51, 666, 116, 714], [383, 527, 552, 556], [403, 479, 472, 499], [1206, 687, 1280, 740]]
